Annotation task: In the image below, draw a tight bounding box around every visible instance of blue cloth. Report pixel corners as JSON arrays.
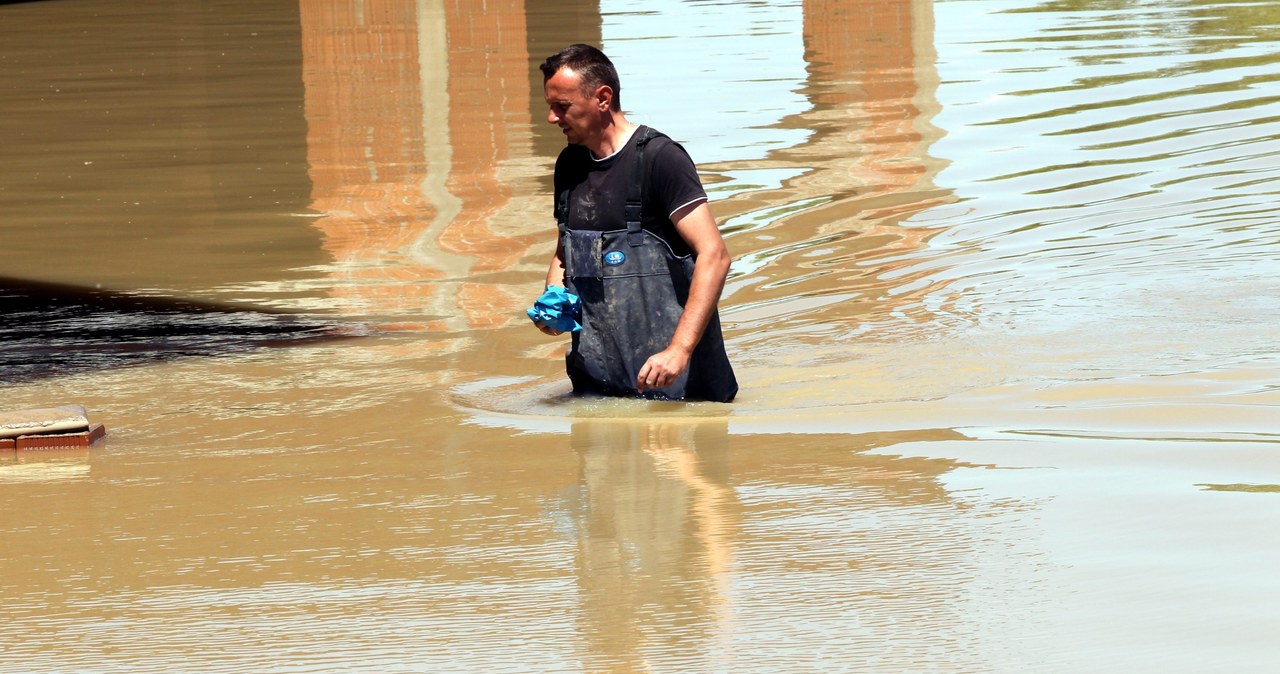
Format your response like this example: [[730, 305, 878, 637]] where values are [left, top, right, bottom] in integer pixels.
[[526, 285, 582, 333]]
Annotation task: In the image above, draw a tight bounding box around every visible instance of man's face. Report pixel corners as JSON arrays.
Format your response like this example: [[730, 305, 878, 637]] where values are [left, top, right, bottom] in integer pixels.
[[544, 67, 603, 146]]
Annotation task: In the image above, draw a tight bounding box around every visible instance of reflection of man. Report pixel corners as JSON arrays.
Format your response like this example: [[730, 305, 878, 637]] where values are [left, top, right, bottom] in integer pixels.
[[534, 44, 737, 402], [567, 419, 737, 669]]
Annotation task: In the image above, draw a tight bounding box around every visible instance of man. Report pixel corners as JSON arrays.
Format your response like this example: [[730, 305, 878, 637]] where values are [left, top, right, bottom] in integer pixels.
[[534, 44, 737, 402]]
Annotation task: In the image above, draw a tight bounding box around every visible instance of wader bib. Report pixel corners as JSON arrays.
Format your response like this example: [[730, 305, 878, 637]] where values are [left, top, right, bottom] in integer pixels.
[[558, 127, 738, 402]]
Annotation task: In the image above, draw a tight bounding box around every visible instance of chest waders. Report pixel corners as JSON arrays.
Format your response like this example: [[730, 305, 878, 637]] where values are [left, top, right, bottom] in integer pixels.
[[557, 128, 738, 402]]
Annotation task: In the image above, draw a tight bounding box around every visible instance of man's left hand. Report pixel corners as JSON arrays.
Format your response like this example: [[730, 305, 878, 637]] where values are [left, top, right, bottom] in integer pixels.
[[637, 346, 691, 393]]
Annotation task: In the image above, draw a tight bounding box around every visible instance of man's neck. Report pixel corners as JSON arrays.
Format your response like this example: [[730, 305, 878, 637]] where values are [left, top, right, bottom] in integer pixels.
[[587, 114, 637, 159]]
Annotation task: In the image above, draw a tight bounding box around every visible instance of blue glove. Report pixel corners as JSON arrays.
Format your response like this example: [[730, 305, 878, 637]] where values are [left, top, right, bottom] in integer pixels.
[[526, 285, 582, 333]]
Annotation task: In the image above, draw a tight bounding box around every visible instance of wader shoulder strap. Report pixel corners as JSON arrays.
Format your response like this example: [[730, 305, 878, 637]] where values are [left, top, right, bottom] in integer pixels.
[[555, 188, 569, 237], [555, 127, 668, 243], [627, 126, 667, 247]]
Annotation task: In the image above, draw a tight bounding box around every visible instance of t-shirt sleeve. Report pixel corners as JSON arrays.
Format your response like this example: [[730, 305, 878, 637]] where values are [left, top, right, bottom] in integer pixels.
[[649, 140, 708, 219]]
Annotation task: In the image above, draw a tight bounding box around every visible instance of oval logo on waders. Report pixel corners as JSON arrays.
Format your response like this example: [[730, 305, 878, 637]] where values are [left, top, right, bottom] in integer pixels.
[[604, 250, 626, 266]]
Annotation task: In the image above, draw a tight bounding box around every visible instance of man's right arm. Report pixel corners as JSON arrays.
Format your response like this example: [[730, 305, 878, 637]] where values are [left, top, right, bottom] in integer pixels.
[[536, 238, 568, 336], [545, 237, 566, 289]]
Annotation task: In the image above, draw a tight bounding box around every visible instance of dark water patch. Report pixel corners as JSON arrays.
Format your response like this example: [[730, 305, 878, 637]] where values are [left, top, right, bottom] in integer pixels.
[[0, 277, 363, 383]]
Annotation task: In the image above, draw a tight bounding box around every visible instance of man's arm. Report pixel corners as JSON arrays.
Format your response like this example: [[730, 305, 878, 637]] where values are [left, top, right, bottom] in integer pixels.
[[536, 239, 568, 336], [636, 200, 730, 393]]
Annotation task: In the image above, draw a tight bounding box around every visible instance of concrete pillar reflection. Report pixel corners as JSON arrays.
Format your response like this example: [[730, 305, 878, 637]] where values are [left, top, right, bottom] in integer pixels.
[[719, 0, 949, 329], [798, 0, 948, 296], [435, 0, 539, 329], [300, 0, 541, 330], [797, 0, 944, 219], [300, 1, 440, 322]]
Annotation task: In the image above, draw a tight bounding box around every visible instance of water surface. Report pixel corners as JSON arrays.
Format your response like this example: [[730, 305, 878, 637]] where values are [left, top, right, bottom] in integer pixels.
[[2, 1, 1279, 672]]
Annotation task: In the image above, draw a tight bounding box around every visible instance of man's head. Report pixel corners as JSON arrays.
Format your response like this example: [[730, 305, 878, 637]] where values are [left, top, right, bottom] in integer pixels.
[[540, 44, 621, 111], [541, 44, 622, 146]]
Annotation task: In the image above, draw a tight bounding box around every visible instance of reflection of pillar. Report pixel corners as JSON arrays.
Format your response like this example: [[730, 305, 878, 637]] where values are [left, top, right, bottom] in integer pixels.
[[300, 1, 440, 318], [436, 0, 542, 329], [721, 0, 950, 332], [801, 0, 938, 209], [799, 0, 948, 297], [302, 0, 547, 330]]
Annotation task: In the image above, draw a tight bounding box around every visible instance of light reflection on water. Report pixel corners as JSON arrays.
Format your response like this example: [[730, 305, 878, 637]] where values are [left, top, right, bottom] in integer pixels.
[[912, 0, 1280, 329], [2, 0, 1280, 672]]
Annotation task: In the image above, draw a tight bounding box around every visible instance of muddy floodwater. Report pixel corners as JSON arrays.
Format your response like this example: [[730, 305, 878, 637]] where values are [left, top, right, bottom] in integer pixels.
[[3, 1, 1280, 672]]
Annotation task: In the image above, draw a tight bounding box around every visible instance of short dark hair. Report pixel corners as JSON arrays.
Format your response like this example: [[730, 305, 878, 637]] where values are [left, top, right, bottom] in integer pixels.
[[540, 44, 621, 111]]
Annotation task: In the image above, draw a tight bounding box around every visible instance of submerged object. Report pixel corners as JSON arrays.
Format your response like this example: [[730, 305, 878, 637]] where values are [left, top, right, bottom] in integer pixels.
[[526, 285, 582, 333], [0, 404, 107, 451]]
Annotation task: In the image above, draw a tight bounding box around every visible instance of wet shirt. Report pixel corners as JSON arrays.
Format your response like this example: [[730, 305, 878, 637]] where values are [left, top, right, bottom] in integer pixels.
[[553, 128, 706, 255]]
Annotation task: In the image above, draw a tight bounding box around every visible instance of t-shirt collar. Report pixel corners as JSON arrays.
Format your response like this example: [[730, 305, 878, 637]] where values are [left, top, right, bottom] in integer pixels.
[[591, 124, 643, 162]]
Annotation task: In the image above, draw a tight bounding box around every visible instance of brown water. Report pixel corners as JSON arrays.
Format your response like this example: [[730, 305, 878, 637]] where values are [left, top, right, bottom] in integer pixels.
[[3, 0, 1279, 671]]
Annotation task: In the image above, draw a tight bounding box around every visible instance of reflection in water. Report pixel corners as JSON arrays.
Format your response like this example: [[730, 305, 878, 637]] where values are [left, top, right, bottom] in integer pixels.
[[618, 0, 958, 352], [0, 1, 322, 295], [0, 277, 356, 383], [513, 416, 1030, 672], [555, 421, 1045, 672], [907, 0, 1280, 342], [0, 450, 90, 484], [298, 2, 440, 321], [298, 0, 544, 330], [0, 397, 1027, 673], [566, 420, 738, 670]]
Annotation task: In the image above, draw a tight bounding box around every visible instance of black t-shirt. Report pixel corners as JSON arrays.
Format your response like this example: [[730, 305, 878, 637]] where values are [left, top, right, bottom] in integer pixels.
[[553, 126, 707, 257]]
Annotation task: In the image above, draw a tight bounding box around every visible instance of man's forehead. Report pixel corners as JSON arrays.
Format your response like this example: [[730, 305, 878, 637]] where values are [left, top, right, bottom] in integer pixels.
[[552, 66, 582, 82], [546, 67, 586, 95]]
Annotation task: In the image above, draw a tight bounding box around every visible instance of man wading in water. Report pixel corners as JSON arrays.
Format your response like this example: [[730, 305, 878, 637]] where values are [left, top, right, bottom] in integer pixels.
[[533, 44, 737, 402]]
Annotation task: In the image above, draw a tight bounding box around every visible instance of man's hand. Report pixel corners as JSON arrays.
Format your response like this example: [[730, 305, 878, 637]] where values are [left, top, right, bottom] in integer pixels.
[[637, 345, 691, 393], [633, 201, 728, 396], [536, 322, 564, 336]]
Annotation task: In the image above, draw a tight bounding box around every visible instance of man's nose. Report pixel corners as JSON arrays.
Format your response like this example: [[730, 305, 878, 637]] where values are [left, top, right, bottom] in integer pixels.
[[546, 108, 559, 124]]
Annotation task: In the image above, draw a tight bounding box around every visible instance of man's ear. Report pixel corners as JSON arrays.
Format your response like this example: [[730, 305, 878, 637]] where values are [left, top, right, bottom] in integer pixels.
[[595, 85, 614, 111]]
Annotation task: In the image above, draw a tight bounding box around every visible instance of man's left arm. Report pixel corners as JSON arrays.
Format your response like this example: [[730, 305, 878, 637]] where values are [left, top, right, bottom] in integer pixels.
[[636, 200, 730, 393]]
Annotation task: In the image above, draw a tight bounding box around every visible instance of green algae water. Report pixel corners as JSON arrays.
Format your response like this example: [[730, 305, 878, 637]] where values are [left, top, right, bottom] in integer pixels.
[[2, 1, 1279, 672]]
